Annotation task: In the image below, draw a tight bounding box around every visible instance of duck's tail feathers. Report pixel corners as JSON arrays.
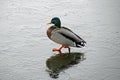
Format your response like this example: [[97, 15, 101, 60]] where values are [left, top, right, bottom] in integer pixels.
[[75, 41, 86, 48]]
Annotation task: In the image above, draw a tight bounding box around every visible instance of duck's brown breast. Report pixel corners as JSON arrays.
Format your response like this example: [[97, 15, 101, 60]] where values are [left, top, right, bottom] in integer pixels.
[[47, 26, 56, 39]]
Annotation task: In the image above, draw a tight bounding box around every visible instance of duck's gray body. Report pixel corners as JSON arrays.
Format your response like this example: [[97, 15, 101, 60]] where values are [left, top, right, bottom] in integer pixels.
[[47, 26, 86, 48]]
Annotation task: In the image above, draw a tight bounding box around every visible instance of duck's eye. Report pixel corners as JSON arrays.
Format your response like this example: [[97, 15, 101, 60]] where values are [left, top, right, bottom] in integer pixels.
[[51, 20, 55, 23]]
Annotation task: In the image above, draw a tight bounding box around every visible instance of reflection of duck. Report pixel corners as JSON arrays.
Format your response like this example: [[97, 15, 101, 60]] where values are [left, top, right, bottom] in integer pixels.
[[46, 52, 86, 78], [47, 17, 86, 54]]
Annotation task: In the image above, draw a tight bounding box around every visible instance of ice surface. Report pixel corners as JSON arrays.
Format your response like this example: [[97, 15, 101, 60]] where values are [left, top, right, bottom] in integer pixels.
[[0, 0, 120, 80]]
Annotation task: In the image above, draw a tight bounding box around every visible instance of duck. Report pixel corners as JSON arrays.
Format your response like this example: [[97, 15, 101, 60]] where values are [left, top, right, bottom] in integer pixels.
[[47, 17, 86, 54]]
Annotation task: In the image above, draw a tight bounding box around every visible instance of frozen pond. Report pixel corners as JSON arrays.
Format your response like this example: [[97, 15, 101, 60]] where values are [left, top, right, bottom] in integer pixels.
[[0, 0, 120, 80]]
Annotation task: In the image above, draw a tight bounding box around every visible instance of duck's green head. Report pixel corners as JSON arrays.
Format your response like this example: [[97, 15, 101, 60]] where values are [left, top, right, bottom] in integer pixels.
[[48, 17, 61, 28]]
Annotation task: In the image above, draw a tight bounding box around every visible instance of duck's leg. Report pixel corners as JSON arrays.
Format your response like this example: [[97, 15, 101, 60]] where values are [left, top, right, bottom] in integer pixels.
[[52, 45, 64, 54], [52, 45, 71, 54], [63, 46, 71, 53]]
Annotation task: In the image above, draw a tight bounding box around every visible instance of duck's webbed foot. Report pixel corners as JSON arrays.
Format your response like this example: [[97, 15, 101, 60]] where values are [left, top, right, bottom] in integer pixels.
[[52, 45, 71, 54]]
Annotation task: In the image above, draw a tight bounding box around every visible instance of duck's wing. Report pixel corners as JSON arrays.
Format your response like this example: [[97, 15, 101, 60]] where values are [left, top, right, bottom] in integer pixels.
[[62, 27, 86, 43], [51, 27, 86, 47]]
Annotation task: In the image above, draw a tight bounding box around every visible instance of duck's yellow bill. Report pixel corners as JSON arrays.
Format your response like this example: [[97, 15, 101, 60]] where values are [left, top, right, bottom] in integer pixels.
[[47, 22, 52, 24]]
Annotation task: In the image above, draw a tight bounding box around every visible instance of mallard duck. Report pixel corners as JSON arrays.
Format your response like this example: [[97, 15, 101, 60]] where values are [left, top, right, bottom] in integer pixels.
[[47, 17, 86, 54]]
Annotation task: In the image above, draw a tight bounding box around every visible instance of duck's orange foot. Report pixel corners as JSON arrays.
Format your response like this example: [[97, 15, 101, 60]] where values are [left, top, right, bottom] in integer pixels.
[[52, 48, 62, 55], [52, 45, 71, 55], [52, 48, 61, 51]]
